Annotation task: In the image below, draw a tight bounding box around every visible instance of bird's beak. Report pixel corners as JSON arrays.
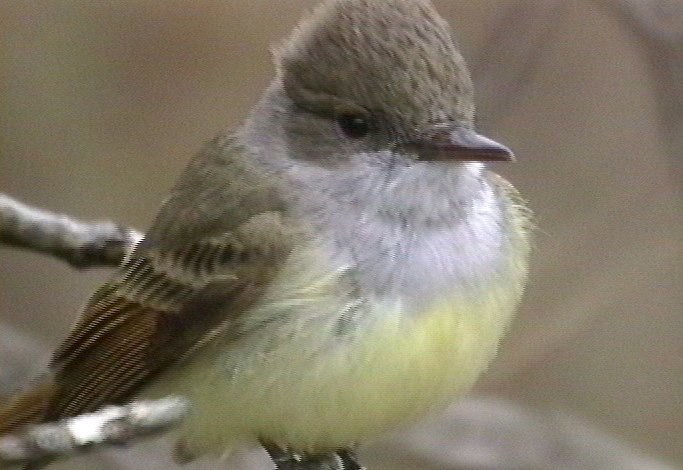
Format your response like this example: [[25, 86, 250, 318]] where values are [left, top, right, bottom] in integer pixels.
[[400, 125, 515, 162]]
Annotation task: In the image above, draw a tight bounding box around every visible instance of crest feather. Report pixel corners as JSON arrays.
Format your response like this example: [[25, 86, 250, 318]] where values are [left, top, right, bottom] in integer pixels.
[[275, 0, 475, 131]]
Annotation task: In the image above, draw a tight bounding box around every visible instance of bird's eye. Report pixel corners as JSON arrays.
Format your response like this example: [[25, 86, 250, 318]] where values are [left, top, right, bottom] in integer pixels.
[[337, 113, 370, 139]]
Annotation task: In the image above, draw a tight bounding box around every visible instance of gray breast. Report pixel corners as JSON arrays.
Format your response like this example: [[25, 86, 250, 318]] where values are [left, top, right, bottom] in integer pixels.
[[292, 162, 511, 312]]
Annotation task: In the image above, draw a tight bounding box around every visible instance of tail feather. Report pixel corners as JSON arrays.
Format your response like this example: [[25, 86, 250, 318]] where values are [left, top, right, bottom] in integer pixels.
[[0, 382, 56, 436]]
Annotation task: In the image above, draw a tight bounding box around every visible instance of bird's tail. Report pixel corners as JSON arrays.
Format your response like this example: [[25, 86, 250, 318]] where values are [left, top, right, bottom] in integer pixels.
[[0, 382, 56, 436]]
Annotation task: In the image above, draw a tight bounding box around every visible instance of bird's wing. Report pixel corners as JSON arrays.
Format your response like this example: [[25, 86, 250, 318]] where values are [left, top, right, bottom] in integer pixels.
[[0, 133, 297, 432]]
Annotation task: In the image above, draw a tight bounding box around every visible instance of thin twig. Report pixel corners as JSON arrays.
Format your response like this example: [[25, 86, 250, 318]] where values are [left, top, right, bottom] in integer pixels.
[[0, 194, 142, 268], [0, 397, 190, 468]]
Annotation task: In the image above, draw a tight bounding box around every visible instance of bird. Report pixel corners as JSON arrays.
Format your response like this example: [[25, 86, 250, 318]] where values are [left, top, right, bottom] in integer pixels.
[[0, 0, 531, 467]]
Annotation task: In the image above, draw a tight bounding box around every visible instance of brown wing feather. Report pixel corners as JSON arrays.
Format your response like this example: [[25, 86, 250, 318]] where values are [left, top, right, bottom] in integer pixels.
[[50, 307, 156, 418], [44, 220, 290, 421], [0, 384, 56, 435], [0, 133, 297, 433]]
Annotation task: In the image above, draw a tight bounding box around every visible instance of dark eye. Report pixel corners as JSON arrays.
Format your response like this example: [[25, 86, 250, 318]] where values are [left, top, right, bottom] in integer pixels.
[[337, 113, 370, 139]]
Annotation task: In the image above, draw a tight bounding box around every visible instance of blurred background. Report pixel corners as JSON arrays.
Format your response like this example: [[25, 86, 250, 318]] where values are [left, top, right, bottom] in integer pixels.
[[1, 1, 681, 469]]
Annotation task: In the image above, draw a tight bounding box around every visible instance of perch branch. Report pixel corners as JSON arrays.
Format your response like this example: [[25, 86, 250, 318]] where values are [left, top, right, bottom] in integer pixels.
[[0, 397, 190, 467], [0, 395, 362, 470], [0, 194, 142, 268]]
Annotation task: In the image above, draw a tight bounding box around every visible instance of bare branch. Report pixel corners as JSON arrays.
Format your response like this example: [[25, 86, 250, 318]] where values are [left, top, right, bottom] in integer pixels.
[[0, 397, 190, 468], [0, 194, 142, 268]]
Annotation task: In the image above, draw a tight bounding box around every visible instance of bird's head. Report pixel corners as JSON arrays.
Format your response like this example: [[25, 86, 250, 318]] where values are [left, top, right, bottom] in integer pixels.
[[248, 0, 513, 172]]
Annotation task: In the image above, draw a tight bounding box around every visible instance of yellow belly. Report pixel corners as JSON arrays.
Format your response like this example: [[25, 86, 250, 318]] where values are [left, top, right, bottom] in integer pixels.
[[144, 216, 530, 457], [146, 283, 522, 458]]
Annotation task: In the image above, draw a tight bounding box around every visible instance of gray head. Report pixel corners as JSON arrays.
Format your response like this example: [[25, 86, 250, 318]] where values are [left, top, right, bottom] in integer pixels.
[[246, 0, 513, 170], [279, 0, 475, 136]]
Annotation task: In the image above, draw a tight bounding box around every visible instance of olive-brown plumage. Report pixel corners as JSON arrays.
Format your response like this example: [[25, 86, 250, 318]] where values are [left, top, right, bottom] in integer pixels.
[[279, 0, 475, 137]]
